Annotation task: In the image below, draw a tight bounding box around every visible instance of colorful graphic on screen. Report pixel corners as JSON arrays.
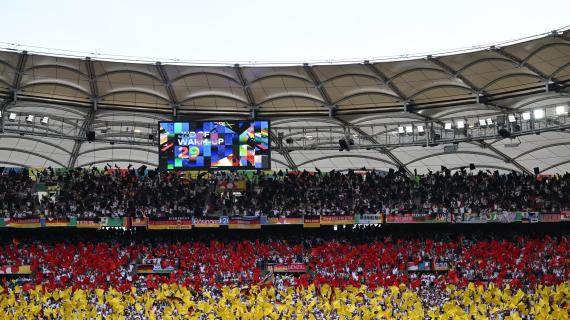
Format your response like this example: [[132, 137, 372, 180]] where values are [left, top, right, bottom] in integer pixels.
[[159, 121, 270, 170]]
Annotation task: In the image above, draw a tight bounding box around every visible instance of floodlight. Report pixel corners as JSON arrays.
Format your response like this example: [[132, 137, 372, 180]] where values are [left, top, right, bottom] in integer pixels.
[[479, 119, 487, 126], [555, 105, 567, 115], [8, 113, 17, 121], [456, 120, 465, 129], [417, 125, 424, 133], [486, 118, 493, 125], [398, 126, 405, 134], [522, 112, 531, 121], [26, 115, 34, 122], [405, 126, 413, 133], [508, 114, 516, 123], [533, 109, 544, 119], [444, 122, 452, 130], [41, 116, 49, 125]]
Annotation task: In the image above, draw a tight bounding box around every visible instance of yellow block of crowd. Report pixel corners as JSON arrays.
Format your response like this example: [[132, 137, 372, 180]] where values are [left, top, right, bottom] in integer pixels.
[[0, 281, 568, 319]]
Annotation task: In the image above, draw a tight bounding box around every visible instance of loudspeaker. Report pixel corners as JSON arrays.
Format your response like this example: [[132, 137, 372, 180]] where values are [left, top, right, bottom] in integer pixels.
[[338, 139, 349, 151], [534, 167, 540, 175], [148, 134, 154, 140], [470, 163, 475, 170], [498, 128, 511, 138], [86, 131, 95, 141]]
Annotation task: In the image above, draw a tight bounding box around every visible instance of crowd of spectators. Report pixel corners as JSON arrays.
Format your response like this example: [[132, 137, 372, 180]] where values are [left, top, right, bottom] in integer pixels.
[[0, 229, 568, 318], [1, 166, 569, 219], [0, 229, 568, 290]]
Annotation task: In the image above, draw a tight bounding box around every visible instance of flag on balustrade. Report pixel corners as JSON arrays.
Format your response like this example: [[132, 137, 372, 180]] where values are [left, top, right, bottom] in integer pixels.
[[192, 218, 220, 228], [303, 216, 321, 228], [228, 216, 261, 229], [3, 218, 41, 228], [148, 217, 193, 230]]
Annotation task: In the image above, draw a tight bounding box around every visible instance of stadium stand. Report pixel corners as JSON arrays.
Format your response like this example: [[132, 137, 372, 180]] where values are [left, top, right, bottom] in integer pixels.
[[1, 168, 570, 219], [0, 226, 568, 318]]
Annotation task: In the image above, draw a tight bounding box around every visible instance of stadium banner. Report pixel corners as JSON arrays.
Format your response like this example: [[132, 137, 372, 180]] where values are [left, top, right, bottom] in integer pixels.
[[407, 261, 431, 271], [217, 180, 247, 191], [228, 216, 261, 229], [192, 218, 220, 228], [4, 218, 41, 228], [521, 212, 539, 223], [0, 265, 32, 275], [268, 263, 306, 273], [148, 217, 193, 230], [76, 218, 101, 229], [135, 264, 175, 274], [287, 263, 307, 273], [355, 214, 382, 225], [386, 214, 414, 223], [269, 263, 288, 273], [0, 218, 5, 228], [303, 216, 321, 228], [219, 216, 229, 226], [411, 213, 448, 223], [540, 213, 561, 223], [266, 216, 304, 225], [562, 211, 570, 221], [42, 217, 71, 227], [123, 217, 148, 228], [320, 215, 355, 225], [433, 262, 449, 271], [488, 211, 519, 223], [461, 213, 488, 224], [100, 217, 123, 227]]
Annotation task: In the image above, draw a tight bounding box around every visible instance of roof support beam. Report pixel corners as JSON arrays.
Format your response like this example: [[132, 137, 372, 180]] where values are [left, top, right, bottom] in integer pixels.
[[84, 57, 99, 98], [491, 47, 555, 83], [12, 51, 28, 91], [334, 117, 413, 176], [303, 63, 334, 108], [473, 140, 531, 174], [364, 61, 409, 106], [0, 98, 12, 133], [234, 64, 258, 118], [155, 62, 180, 118], [426, 55, 484, 96], [234, 65, 256, 105], [425, 56, 511, 113], [270, 131, 297, 170], [67, 109, 95, 168]]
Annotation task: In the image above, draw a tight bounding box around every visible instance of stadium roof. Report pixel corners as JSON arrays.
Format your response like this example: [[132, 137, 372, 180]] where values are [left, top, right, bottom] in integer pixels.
[[0, 29, 569, 174]]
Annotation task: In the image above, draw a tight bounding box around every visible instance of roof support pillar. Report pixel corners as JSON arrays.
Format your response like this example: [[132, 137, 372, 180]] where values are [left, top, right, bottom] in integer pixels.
[[67, 104, 96, 168], [270, 131, 298, 170]]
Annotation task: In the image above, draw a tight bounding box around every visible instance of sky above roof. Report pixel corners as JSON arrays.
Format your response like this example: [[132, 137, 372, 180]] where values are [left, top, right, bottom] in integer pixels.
[[0, 0, 568, 64]]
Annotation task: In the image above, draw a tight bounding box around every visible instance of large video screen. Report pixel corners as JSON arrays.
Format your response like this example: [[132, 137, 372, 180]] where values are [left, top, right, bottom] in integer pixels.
[[159, 121, 270, 170]]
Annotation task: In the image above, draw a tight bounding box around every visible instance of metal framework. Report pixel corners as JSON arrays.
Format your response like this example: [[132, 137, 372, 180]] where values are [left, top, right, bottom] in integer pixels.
[[0, 28, 569, 173]]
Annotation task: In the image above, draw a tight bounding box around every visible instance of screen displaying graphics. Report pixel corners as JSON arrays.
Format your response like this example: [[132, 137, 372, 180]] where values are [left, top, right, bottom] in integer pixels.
[[159, 121, 270, 170]]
